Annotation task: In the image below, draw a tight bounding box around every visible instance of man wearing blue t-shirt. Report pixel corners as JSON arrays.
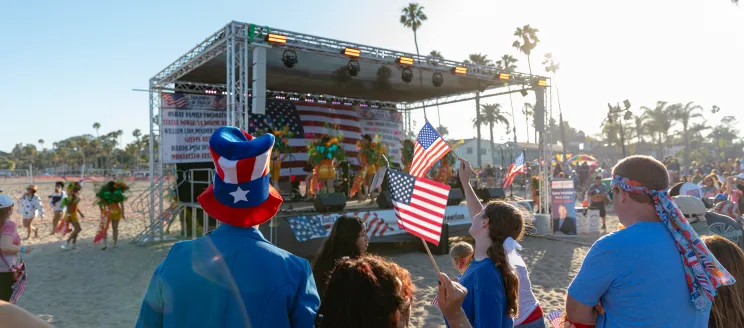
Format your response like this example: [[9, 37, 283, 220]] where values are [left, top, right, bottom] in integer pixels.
[[565, 156, 734, 328]]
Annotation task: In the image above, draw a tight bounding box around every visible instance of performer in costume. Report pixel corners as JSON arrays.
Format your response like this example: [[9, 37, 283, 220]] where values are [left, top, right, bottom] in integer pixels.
[[268, 126, 293, 192], [435, 150, 456, 185], [60, 182, 85, 250], [136, 126, 320, 328], [93, 181, 129, 250], [350, 135, 387, 201], [307, 134, 345, 195]]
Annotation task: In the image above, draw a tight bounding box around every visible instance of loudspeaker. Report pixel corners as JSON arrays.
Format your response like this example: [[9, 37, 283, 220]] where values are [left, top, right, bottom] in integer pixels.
[[313, 192, 347, 212], [376, 191, 393, 209], [478, 188, 506, 202], [447, 189, 464, 206], [425, 223, 450, 255]]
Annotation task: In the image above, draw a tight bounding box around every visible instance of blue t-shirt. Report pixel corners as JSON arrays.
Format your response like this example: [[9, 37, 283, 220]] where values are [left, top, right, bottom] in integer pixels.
[[454, 257, 514, 328], [568, 222, 710, 327]]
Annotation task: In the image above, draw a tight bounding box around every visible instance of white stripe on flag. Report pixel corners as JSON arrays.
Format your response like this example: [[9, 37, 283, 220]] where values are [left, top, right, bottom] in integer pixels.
[[217, 157, 239, 184], [397, 219, 440, 243], [299, 115, 360, 127], [410, 140, 449, 177], [415, 179, 450, 197], [251, 148, 272, 180], [393, 201, 445, 226], [296, 106, 360, 116], [301, 126, 362, 140]]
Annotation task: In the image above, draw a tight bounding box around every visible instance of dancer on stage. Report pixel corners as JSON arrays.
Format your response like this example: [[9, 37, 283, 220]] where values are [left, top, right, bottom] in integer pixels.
[[48, 182, 67, 235], [60, 182, 84, 250], [350, 135, 387, 201], [93, 181, 129, 250], [18, 185, 43, 240], [137, 126, 319, 328]]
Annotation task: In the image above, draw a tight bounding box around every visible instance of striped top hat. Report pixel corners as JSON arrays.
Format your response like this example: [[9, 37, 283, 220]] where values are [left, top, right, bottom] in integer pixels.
[[197, 126, 283, 227]]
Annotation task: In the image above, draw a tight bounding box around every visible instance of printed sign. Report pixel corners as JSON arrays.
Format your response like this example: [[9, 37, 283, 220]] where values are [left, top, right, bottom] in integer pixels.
[[160, 93, 227, 164], [356, 107, 404, 166], [551, 179, 577, 236]]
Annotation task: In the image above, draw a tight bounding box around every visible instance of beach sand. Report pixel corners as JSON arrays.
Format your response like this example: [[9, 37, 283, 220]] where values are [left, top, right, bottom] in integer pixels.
[[1, 178, 619, 328]]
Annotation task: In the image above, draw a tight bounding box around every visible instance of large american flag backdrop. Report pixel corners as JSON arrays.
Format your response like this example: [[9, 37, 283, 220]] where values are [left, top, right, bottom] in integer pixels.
[[248, 99, 404, 180]]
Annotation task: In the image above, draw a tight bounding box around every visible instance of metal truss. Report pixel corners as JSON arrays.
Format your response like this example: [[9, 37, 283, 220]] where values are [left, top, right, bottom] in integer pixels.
[[172, 81, 227, 94], [398, 84, 549, 111], [150, 24, 230, 87]]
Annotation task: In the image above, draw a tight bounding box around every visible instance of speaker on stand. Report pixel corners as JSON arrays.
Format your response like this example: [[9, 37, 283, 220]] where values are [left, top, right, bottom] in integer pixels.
[[313, 192, 347, 212]]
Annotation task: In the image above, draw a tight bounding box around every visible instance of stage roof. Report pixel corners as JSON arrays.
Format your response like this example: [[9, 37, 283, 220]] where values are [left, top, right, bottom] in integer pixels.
[[151, 21, 548, 105]]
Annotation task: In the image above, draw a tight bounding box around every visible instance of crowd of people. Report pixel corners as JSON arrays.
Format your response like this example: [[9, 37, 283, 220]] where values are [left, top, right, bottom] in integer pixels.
[[2, 126, 744, 328]]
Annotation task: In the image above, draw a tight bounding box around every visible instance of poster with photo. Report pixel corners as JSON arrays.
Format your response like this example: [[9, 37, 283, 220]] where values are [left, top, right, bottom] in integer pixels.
[[551, 179, 577, 236]]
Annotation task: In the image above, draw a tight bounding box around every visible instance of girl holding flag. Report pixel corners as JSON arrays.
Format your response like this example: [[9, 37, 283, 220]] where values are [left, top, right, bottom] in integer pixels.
[[451, 159, 544, 328]]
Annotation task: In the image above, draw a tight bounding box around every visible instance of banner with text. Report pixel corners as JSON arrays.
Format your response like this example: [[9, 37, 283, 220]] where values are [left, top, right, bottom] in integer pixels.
[[161, 93, 227, 164], [551, 179, 577, 236]]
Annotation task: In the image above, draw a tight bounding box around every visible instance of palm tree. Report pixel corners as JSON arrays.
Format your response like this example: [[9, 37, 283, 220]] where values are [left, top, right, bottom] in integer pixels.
[[463, 53, 493, 167], [673, 101, 703, 166], [522, 103, 534, 143], [495, 54, 519, 143], [400, 3, 427, 134], [93, 122, 101, 137], [38, 139, 44, 150], [633, 114, 647, 144], [132, 129, 142, 165], [512, 25, 540, 75], [641, 101, 673, 159], [473, 104, 510, 166], [427, 50, 443, 66]]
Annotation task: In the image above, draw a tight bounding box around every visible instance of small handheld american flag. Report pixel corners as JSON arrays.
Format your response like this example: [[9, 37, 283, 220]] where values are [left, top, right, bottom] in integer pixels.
[[387, 168, 450, 245], [409, 122, 450, 178], [546, 310, 564, 328], [502, 151, 527, 189]]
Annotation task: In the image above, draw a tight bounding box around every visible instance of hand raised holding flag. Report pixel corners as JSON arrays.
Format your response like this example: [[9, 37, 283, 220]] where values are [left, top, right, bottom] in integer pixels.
[[458, 159, 473, 183]]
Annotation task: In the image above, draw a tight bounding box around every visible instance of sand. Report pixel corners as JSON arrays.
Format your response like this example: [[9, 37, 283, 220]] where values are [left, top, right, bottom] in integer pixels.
[[1, 178, 619, 328]]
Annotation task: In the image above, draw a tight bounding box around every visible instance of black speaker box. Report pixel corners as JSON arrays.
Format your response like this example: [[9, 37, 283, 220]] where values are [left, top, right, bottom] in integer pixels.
[[376, 191, 393, 209], [447, 189, 464, 206], [313, 192, 347, 212], [478, 188, 506, 202]]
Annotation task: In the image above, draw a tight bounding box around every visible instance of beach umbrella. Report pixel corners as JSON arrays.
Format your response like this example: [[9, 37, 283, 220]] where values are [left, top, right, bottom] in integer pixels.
[[568, 154, 598, 165]]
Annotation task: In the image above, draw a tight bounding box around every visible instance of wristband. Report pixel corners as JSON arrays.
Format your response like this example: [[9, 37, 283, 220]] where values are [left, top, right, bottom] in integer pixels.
[[21, 246, 25, 254]]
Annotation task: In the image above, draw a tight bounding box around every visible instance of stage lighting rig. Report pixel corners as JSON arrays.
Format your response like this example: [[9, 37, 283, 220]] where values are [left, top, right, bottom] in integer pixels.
[[498, 73, 510, 80], [432, 73, 444, 87], [397, 56, 414, 66], [401, 68, 414, 83], [347, 60, 360, 77], [453, 66, 467, 75], [282, 50, 298, 68]]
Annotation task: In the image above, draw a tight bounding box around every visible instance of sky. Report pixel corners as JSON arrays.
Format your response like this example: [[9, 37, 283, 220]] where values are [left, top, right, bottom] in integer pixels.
[[1, 0, 742, 152]]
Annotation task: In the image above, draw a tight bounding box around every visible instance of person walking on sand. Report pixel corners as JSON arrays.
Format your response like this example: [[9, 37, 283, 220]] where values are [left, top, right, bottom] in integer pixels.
[[93, 181, 129, 250], [48, 181, 67, 235], [137, 126, 320, 328], [18, 185, 43, 240], [60, 182, 85, 250], [564, 155, 735, 327]]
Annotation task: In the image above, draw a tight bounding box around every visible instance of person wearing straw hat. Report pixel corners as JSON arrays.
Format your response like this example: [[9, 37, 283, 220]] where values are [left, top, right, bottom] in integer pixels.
[[136, 126, 320, 328], [1, 195, 32, 302], [565, 155, 735, 328], [18, 185, 43, 240]]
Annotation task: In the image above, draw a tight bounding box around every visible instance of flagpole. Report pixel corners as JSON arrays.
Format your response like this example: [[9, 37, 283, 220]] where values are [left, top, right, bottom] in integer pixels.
[[523, 149, 528, 201]]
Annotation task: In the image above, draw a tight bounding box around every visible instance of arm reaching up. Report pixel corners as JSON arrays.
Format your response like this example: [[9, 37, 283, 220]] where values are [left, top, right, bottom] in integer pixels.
[[459, 159, 483, 220]]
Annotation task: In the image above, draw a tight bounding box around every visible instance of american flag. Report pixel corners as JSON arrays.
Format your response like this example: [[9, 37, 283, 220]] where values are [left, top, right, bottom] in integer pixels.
[[502, 151, 527, 189], [287, 216, 329, 242], [546, 310, 564, 328], [162, 93, 189, 108], [409, 122, 450, 178], [249, 100, 361, 180], [388, 168, 450, 245], [212, 96, 226, 109]]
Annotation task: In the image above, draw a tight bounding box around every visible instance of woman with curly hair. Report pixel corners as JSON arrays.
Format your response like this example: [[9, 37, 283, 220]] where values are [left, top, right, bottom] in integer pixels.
[[315, 255, 414, 328], [311, 215, 368, 298]]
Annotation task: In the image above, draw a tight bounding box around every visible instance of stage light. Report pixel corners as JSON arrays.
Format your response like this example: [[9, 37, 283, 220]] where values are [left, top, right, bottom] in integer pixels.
[[282, 50, 298, 68], [401, 68, 414, 83], [205, 90, 217, 95], [623, 99, 631, 109], [347, 60, 360, 76], [498, 73, 510, 80], [398, 56, 414, 65], [432, 73, 444, 87], [623, 110, 632, 120], [520, 89, 528, 97], [266, 33, 287, 44], [343, 47, 361, 57], [453, 66, 467, 74], [537, 79, 548, 87]]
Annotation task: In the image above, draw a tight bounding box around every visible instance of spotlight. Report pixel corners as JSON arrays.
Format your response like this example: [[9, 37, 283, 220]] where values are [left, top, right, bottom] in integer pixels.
[[537, 79, 548, 87], [498, 73, 510, 80], [519, 89, 528, 97], [453, 66, 467, 74], [282, 50, 298, 68], [432, 73, 444, 87], [398, 56, 414, 66], [266, 33, 287, 44], [623, 110, 632, 120], [347, 60, 360, 77], [343, 47, 361, 57], [623, 99, 631, 109], [401, 68, 413, 83]]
